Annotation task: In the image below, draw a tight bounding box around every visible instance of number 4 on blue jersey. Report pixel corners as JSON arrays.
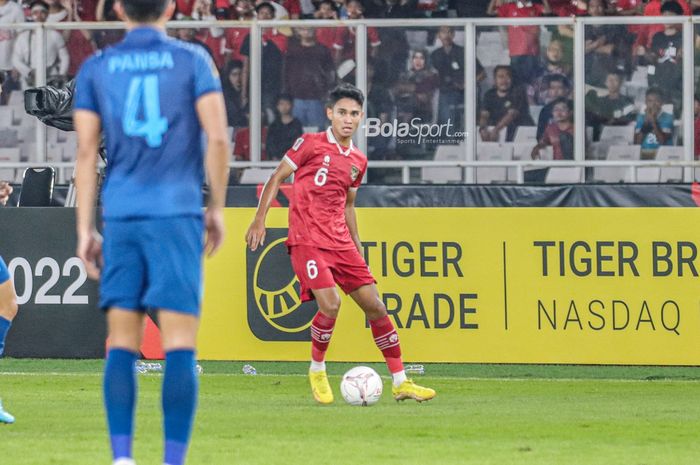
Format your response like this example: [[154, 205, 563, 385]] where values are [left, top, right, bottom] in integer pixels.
[[123, 74, 168, 148]]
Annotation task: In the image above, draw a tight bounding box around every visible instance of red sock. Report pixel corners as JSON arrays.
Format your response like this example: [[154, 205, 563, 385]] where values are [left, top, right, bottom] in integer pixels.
[[310, 311, 336, 362], [370, 315, 404, 374]]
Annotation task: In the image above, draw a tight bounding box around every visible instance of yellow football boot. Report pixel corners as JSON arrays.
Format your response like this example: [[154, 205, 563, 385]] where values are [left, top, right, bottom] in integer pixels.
[[392, 379, 436, 402], [309, 370, 334, 404]]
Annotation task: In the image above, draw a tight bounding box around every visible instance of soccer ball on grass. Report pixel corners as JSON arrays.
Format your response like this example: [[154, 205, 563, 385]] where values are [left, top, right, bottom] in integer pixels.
[[340, 366, 383, 406]]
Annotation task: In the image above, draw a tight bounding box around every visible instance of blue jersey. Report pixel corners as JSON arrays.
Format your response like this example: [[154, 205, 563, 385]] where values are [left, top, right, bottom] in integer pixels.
[[74, 27, 222, 219]]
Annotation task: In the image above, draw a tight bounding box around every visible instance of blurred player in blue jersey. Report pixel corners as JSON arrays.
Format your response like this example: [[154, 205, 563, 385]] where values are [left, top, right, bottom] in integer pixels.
[[0, 180, 18, 424], [73, 0, 230, 462]]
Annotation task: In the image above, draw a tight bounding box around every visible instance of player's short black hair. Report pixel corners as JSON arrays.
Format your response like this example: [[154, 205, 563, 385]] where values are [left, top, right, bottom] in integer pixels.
[[327, 83, 364, 108], [661, 0, 683, 15], [120, 0, 171, 22]]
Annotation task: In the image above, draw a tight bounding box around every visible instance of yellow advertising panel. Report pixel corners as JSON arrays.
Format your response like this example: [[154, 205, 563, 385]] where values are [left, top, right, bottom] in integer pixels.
[[199, 208, 700, 365]]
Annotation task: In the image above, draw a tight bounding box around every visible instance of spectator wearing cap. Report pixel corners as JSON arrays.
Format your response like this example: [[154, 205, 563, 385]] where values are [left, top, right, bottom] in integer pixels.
[[0, 0, 24, 78], [284, 26, 335, 129], [12, 0, 68, 88]]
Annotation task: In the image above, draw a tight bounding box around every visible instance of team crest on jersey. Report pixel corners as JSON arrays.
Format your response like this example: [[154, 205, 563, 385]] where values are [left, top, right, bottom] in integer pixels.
[[350, 165, 360, 181]]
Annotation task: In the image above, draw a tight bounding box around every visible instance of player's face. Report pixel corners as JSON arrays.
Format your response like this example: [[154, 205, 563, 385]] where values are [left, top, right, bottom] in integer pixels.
[[326, 98, 363, 140]]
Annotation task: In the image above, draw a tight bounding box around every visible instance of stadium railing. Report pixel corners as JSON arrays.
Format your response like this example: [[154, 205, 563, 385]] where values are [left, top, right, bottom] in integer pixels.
[[0, 16, 698, 184]]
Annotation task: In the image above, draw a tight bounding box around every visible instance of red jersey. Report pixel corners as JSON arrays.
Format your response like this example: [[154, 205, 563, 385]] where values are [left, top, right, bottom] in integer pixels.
[[284, 128, 368, 250], [333, 26, 381, 61], [496, 3, 543, 57]]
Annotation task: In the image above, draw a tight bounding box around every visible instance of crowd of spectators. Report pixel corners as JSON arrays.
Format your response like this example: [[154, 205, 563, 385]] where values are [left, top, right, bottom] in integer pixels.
[[0, 0, 698, 177]]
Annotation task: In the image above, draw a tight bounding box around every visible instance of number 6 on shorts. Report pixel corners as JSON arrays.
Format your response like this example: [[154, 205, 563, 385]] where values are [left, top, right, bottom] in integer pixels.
[[306, 260, 318, 279]]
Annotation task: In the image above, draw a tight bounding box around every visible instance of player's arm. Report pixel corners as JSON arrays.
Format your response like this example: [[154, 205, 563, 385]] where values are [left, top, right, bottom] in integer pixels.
[[245, 159, 294, 251], [345, 188, 362, 253], [197, 92, 231, 257], [74, 109, 103, 279]]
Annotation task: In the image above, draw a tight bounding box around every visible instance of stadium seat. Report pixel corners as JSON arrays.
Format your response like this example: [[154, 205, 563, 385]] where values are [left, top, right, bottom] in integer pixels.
[[303, 126, 319, 134], [599, 125, 634, 145], [476, 142, 512, 184], [545, 166, 584, 184], [529, 105, 543, 124], [421, 144, 464, 183], [510, 143, 533, 181], [477, 126, 506, 143], [0, 147, 20, 182], [656, 145, 684, 182], [514, 126, 537, 144], [239, 168, 274, 184], [18, 167, 54, 206], [0, 107, 13, 127], [594, 144, 641, 183], [6, 90, 23, 107]]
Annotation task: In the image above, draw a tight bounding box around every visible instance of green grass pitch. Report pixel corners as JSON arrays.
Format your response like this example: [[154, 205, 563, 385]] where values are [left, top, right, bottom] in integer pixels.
[[1, 360, 700, 465]]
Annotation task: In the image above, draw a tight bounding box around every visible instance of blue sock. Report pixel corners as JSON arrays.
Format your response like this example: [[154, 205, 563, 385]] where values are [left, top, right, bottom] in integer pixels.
[[162, 349, 198, 465], [0, 316, 11, 357], [104, 348, 138, 461]]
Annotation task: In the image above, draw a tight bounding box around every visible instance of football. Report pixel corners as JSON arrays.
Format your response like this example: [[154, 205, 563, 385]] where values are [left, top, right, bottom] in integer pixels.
[[340, 366, 383, 406]]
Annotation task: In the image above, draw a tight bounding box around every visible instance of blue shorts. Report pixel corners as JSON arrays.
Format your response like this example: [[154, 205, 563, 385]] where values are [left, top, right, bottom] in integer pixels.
[[0, 256, 8, 284], [100, 215, 204, 315]]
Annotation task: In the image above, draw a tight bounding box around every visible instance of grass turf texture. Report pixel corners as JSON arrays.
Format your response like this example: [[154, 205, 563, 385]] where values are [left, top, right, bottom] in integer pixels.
[[1, 361, 700, 465]]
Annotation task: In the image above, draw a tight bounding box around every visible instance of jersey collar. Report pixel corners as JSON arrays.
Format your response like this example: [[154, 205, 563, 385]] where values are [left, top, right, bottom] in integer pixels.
[[124, 26, 168, 45], [326, 127, 353, 157]]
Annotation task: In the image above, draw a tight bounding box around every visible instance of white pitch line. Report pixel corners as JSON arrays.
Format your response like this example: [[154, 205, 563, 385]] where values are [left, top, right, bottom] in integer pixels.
[[1, 372, 699, 383]]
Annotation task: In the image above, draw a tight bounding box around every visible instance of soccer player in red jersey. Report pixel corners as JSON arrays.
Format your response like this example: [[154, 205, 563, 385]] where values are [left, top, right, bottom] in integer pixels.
[[246, 83, 435, 404]]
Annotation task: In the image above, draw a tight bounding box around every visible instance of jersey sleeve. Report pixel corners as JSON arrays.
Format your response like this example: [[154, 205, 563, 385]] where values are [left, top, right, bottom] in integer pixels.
[[73, 57, 99, 113], [193, 49, 222, 99], [660, 113, 674, 134], [283, 135, 313, 171]]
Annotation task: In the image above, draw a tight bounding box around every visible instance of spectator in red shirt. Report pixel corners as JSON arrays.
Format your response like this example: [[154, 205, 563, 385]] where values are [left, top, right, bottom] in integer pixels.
[[332, 0, 381, 68], [488, 0, 552, 86], [224, 0, 254, 62], [314, 0, 338, 50], [531, 97, 574, 160]]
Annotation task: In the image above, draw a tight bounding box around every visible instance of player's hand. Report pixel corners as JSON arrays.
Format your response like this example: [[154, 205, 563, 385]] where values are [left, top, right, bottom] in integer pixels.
[[246, 218, 266, 252], [205, 207, 226, 257], [77, 229, 103, 280], [0, 181, 12, 206]]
